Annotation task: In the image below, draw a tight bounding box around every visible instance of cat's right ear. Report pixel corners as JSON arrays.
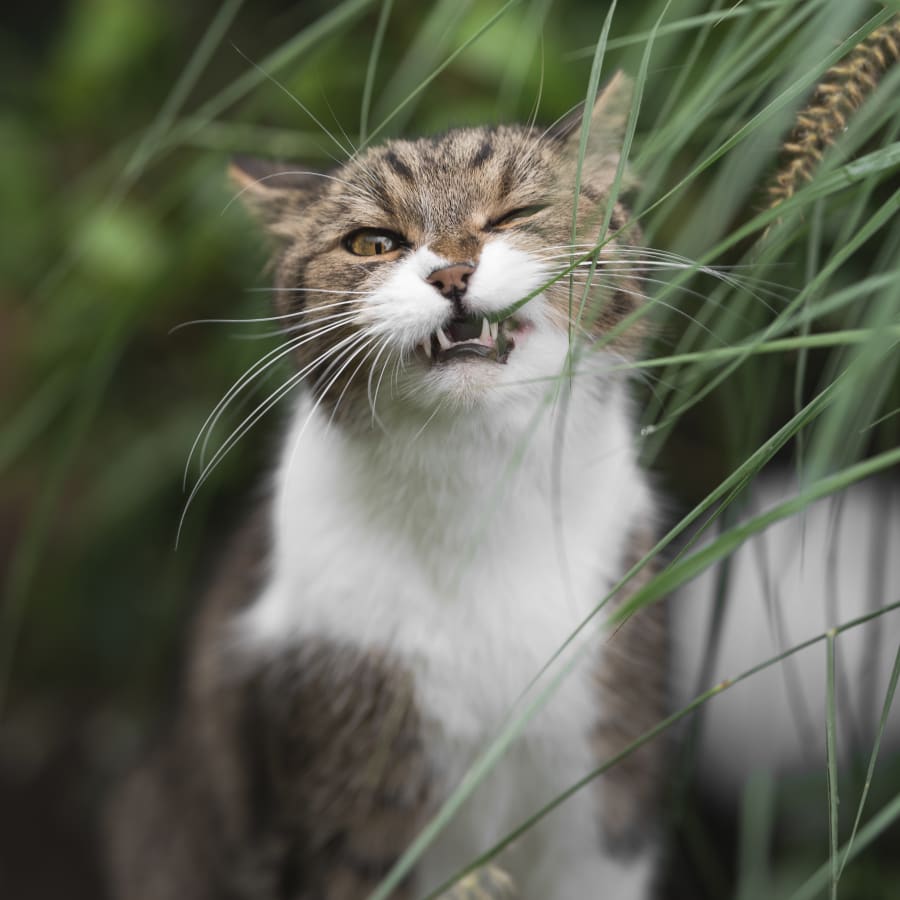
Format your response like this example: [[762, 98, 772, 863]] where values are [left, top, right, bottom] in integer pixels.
[[227, 155, 322, 229], [549, 71, 633, 185]]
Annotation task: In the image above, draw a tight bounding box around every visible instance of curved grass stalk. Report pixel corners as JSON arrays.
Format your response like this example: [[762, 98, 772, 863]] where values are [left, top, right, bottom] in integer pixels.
[[422, 598, 900, 898]]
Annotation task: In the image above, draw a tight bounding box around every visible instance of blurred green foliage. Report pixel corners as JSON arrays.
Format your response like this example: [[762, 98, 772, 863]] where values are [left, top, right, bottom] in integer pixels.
[[1, 1, 899, 898]]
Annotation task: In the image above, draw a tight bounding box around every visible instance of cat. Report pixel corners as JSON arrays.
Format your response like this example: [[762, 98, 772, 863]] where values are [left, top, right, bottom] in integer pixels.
[[104, 72, 668, 900]]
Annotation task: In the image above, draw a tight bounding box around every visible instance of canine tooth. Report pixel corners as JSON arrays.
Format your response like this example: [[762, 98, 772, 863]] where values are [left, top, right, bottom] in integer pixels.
[[436, 327, 452, 350], [489, 320, 499, 340], [480, 317, 490, 342], [421, 337, 431, 358]]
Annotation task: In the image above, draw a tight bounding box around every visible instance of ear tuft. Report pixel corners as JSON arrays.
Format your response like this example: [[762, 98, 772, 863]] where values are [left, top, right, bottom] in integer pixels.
[[548, 70, 635, 195], [551, 70, 633, 151], [227, 156, 321, 226]]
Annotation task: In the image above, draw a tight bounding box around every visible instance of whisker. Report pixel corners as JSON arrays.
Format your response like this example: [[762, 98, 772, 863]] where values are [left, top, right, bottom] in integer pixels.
[[223, 169, 370, 216], [277, 333, 378, 502], [245, 287, 373, 296], [326, 334, 383, 428], [230, 43, 353, 162], [171, 300, 361, 331], [562, 279, 726, 343], [180, 329, 370, 542], [372, 340, 398, 419], [186, 313, 359, 485], [231, 306, 366, 340], [410, 399, 446, 443], [366, 335, 395, 430]]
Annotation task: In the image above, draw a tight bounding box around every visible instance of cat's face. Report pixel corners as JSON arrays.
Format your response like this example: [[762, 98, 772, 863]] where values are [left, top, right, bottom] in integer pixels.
[[232, 73, 644, 423]]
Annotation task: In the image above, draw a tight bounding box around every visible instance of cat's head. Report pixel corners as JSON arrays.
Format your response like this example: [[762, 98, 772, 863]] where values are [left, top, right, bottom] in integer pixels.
[[231, 72, 646, 423]]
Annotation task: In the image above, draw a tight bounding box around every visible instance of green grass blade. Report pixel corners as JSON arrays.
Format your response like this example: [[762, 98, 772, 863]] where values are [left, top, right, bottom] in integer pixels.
[[567, 1, 791, 56], [424, 602, 900, 897], [362, 0, 523, 151], [790, 790, 900, 900], [166, 0, 376, 153], [359, 0, 394, 144], [0, 317, 130, 717], [122, 0, 247, 183], [826, 629, 840, 899], [567, 0, 617, 345], [615, 444, 900, 625], [836, 642, 900, 881], [737, 773, 776, 900]]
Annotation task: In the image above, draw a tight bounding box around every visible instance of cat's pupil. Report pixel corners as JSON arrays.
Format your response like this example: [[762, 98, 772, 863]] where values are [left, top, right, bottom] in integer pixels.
[[345, 228, 402, 257]]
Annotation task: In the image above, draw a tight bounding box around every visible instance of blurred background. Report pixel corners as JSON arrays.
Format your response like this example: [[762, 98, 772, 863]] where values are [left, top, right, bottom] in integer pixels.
[[2, 0, 899, 897]]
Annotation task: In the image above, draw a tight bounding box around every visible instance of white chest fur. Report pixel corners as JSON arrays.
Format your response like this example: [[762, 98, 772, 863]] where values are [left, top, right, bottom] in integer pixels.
[[241, 380, 653, 897]]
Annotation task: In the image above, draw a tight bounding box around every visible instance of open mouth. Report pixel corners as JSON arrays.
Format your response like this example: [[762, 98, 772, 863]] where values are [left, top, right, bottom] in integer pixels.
[[418, 314, 521, 365]]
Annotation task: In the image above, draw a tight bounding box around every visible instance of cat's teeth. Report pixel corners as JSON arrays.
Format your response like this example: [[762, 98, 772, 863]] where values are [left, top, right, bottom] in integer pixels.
[[489, 321, 499, 341], [420, 337, 431, 358], [480, 317, 490, 342], [436, 327, 452, 350]]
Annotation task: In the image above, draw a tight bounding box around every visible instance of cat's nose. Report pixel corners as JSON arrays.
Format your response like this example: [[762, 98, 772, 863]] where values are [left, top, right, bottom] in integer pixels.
[[427, 263, 475, 299]]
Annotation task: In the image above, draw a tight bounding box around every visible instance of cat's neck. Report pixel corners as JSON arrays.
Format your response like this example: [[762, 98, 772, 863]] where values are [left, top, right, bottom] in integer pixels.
[[271, 375, 646, 559], [244, 369, 652, 656]]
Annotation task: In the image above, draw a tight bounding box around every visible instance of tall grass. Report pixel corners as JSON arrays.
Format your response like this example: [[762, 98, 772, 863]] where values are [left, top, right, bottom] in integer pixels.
[[2, 1, 899, 898]]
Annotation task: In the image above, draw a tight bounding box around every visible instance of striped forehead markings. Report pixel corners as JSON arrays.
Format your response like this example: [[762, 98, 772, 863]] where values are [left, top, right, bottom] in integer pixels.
[[383, 149, 414, 181]]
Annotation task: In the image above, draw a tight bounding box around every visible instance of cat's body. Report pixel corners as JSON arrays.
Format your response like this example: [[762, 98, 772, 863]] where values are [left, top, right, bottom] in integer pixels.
[[106, 74, 667, 899]]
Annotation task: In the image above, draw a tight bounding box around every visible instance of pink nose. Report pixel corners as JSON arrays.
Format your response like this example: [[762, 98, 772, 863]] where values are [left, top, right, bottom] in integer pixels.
[[426, 263, 475, 299]]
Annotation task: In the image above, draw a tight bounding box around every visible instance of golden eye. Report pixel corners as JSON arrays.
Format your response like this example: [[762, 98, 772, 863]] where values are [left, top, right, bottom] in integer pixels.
[[344, 228, 405, 256], [489, 204, 548, 230]]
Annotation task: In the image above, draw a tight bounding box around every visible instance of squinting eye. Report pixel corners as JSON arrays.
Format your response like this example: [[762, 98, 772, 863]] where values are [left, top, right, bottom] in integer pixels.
[[344, 228, 405, 256], [489, 204, 548, 229]]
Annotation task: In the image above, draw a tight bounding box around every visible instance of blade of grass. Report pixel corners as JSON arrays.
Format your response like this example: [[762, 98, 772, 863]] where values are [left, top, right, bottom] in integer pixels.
[[790, 787, 900, 900], [737, 773, 776, 900], [362, 0, 523, 151], [836, 642, 900, 880], [123, 0, 247, 183], [0, 371, 70, 472], [496, 0, 553, 113], [370, 374, 871, 900], [825, 629, 840, 900], [164, 0, 377, 153], [641, 186, 900, 461], [0, 316, 130, 717], [370, 0, 474, 130], [566, 1, 791, 56], [615, 444, 900, 625], [36, 0, 248, 300], [423, 600, 900, 897], [574, 0, 670, 334], [567, 0, 617, 350], [635, 5, 893, 222], [359, 0, 394, 144]]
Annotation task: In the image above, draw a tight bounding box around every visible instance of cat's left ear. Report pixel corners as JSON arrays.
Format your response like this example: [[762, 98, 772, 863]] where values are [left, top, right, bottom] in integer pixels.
[[227, 155, 323, 229], [551, 70, 633, 179]]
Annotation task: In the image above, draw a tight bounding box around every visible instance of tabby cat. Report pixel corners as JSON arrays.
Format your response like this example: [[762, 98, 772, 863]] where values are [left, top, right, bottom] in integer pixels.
[[105, 72, 667, 900]]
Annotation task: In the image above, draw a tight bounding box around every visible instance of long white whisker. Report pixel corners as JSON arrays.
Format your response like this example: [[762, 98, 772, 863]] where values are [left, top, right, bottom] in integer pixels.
[[172, 300, 361, 331], [410, 399, 446, 444], [219, 305, 368, 341], [366, 336, 395, 430], [567, 280, 726, 343], [277, 334, 378, 520], [179, 329, 370, 544], [327, 334, 383, 428], [245, 287, 374, 296], [223, 169, 370, 216], [186, 313, 359, 485]]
